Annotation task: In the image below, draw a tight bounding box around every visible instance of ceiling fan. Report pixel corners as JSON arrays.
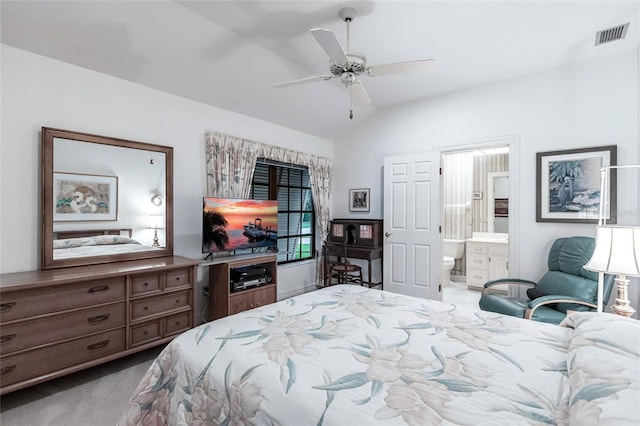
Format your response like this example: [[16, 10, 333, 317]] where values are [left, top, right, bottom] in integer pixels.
[[273, 7, 437, 119]]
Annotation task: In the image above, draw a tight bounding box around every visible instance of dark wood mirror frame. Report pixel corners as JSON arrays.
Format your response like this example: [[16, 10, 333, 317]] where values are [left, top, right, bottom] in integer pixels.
[[41, 127, 174, 269]]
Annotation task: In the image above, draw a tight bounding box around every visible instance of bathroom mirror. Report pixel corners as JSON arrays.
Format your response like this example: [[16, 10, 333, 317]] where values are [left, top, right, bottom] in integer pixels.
[[42, 127, 173, 269]]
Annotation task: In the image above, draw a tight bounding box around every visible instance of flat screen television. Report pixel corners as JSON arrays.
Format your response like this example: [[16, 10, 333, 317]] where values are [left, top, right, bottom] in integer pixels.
[[202, 197, 278, 254]]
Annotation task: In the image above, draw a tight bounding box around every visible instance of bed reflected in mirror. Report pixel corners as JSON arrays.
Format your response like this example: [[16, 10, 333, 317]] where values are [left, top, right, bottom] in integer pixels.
[[42, 127, 173, 269]]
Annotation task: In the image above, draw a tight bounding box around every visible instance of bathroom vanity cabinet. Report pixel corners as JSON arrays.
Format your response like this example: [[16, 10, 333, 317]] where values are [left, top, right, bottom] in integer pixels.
[[466, 234, 509, 292]]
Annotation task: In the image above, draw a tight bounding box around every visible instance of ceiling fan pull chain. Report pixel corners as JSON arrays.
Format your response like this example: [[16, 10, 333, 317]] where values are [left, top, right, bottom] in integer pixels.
[[349, 84, 354, 119]]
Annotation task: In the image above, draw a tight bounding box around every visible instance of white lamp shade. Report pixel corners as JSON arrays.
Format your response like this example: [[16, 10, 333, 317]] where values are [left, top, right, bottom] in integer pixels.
[[585, 225, 640, 276], [148, 214, 164, 229]]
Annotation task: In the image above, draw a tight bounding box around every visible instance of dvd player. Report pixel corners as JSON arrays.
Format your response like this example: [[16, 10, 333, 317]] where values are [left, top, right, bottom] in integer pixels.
[[231, 265, 268, 282], [231, 274, 272, 292]]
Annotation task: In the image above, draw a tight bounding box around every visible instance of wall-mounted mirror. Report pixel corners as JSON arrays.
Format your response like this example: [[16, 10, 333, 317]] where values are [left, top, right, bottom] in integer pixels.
[[42, 127, 173, 269]]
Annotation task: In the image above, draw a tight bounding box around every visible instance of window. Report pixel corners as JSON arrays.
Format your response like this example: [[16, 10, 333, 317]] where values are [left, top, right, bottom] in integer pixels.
[[250, 160, 315, 263]]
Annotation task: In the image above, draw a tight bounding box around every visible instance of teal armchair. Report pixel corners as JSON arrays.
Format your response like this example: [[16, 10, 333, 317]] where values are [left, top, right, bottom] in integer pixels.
[[478, 237, 615, 324]]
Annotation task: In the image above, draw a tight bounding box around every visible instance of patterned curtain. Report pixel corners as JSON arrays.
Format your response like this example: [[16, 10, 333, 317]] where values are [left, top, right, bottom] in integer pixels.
[[205, 131, 333, 287], [307, 156, 332, 288], [205, 132, 259, 198]]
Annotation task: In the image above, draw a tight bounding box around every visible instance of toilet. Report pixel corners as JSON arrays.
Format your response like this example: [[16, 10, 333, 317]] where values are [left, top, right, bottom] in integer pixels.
[[442, 239, 466, 287]]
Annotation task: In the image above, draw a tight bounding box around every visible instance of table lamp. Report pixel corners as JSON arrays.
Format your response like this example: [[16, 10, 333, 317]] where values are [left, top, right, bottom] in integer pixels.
[[584, 225, 640, 317], [584, 164, 640, 317], [148, 214, 164, 247]]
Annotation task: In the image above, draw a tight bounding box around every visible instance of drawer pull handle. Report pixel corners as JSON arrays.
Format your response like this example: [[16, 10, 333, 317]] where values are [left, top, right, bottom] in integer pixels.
[[143, 282, 149, 286], [88, 285, 109, 294], [1, 334, 17, 343], [1, 365, 16, 375], [0, 302, 16, 312], [87, 314, 110, 325], [87, 340, 109, 351]]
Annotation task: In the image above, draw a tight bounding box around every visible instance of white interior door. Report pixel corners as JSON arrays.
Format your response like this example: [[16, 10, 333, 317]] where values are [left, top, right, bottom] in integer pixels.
[[383, 152, 441, 299]]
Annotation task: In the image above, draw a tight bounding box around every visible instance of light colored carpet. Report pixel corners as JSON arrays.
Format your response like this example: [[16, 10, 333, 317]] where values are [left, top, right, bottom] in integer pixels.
[[442, 278, 482, 310], [0, 346, 162, 426]]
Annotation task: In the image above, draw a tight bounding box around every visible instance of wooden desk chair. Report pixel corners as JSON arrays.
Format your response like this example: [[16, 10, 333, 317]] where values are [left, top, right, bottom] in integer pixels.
[[323, 242, 363, 286]]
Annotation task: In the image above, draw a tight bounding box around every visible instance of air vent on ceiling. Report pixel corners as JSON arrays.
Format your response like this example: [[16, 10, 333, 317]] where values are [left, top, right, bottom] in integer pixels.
[[595, 22, 629, 46]]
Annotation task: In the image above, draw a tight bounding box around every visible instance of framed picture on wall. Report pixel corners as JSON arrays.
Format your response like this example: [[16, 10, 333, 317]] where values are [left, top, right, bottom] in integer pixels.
[[53, 172, 118, 221], [535, 145, 616, 223], [349, 188, 370, 212]]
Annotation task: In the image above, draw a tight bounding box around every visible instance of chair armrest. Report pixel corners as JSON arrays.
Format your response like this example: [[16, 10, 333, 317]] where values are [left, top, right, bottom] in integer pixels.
[[524, 295, 597, 319], [482, 278, 536, 295]]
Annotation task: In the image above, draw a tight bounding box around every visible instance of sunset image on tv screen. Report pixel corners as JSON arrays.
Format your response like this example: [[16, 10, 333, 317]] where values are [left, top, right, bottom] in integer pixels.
[[202, 198, 278, 253]]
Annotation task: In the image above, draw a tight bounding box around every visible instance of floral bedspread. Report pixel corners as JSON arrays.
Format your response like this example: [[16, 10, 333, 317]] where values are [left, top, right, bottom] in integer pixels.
[[118, 285, 639, 425]]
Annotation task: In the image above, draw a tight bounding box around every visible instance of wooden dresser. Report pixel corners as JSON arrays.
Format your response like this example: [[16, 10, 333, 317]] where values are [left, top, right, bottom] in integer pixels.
[[0, 256, 198, 395]]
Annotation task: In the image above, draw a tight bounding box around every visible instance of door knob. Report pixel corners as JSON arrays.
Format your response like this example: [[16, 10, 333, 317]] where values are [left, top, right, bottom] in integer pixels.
[[385, 232, 393, 237]]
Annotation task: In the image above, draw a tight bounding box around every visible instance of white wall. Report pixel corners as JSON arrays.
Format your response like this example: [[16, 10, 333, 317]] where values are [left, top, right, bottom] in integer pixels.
[[3, 45, 638, 316], [0, 45, 331, 311], [333, 49, 639, 312]]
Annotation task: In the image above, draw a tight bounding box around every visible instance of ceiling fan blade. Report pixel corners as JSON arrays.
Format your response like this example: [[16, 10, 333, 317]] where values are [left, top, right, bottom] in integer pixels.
[[272, 75, 334, 88], [368, 59, 437, 76], [349, 80, 371, 106], [310, 28, 349, 64]]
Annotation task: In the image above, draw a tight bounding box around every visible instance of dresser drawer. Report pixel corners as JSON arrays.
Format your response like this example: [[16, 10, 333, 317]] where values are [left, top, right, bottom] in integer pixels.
[[130, 291, 191, 321], [0, 278, 126, 322], [165, 268, 192, 289], [467, 243, 488, 255], [0, 328, 125, 388], [130, 273, 161, 296], [467, 254, 488, 269], [467, 269, 489, 289], [1, 302, 125, 355], [165, 312, 192, 336], [130, 320, 162, 347]]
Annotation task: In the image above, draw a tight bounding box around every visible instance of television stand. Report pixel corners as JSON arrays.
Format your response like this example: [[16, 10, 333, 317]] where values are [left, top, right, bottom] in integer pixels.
[[205, 253, 278, 320]]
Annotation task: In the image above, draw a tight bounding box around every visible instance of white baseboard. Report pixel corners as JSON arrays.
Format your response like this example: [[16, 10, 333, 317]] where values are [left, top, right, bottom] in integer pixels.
[[278, 283, 318, 301]]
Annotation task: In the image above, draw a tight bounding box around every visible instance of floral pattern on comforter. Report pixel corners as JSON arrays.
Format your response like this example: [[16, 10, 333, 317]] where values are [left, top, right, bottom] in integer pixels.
[[118, 285, 639, 426]]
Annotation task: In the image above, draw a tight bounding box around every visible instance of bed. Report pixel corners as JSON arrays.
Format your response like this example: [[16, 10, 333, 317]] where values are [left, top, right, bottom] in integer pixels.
[[52, 229, 161, 259], [118, 285, 640, 425]]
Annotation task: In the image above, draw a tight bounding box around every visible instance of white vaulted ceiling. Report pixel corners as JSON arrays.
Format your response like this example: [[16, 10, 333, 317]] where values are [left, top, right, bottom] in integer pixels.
[[2, 1, 638, 139]]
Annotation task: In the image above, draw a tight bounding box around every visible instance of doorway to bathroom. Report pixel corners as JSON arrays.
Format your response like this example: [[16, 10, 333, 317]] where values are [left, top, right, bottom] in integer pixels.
[[440, 143, 511, 310]]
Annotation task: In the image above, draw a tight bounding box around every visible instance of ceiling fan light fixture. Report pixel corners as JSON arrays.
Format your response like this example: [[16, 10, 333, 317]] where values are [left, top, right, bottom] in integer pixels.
[[272, 6, 437, 119]]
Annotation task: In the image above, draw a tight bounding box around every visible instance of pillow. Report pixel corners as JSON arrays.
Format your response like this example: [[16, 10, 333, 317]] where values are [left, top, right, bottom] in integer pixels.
[[526, 288, 546, 300], [91, 235, 140, 246], [53, 235, 140, 249], [527, 287, 557, 310], [53, 237, 97, 249]]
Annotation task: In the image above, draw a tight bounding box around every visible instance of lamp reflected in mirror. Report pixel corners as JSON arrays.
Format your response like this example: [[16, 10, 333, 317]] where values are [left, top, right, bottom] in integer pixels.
[[151, 194, 163, 207], [148, 214, 164, 247]]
